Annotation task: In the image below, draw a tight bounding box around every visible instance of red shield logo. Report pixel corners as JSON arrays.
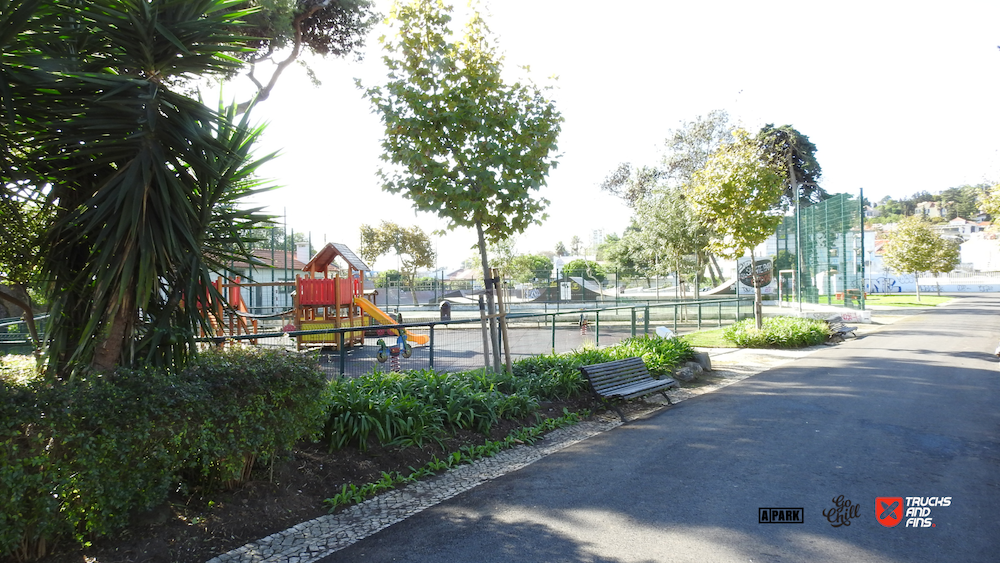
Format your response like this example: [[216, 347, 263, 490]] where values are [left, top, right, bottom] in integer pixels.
[[876, 497, 903, 527]]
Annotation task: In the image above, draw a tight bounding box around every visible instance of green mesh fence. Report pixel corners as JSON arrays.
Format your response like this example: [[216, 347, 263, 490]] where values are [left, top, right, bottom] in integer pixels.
[[775, 192, 865, 309]]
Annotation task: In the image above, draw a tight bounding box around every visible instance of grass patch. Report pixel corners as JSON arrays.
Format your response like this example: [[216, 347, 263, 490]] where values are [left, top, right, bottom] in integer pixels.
[[864, 294, 952, 307], [680, 328, 733, 348]]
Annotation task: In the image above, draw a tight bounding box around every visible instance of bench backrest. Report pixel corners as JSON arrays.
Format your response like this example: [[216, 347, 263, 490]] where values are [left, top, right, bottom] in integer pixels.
[[579, 357, 652, 394]]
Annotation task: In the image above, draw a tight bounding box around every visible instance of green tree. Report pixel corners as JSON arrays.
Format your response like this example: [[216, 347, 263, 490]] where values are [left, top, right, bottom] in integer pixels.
[[570, 235, 583, 255], [687, 128, 787, 328], [555, 241, 569, 256], [360, 0, 562, 370], [757, 124, 827, 206], [358, 221, 435, 303], [883, 216, 957, 301], [941, 183, 989, 220], [562, 259, 606, 284], [601, 110, 733, 207], [601, 111, 729, 287], [929, 237, 961, 295], [232, 0, 378, 113], [508, 254, 553, 283], [1, 1, 275, 377], [634, 187, 711, 298], [602, 223, 655, 282], [980, 182, 1000, 220], [661, 110, 735, 189]]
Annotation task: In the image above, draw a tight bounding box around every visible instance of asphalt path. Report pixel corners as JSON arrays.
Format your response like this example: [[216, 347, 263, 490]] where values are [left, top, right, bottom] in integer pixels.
[[317, 295, 1000, 563]]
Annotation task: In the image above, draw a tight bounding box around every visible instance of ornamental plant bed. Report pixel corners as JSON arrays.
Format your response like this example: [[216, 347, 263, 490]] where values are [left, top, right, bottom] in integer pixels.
[[28, 397, 603, 563]]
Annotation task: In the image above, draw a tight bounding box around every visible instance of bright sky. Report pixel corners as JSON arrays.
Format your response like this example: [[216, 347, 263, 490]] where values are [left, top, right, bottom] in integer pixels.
[[210, 0, 1000, 272]]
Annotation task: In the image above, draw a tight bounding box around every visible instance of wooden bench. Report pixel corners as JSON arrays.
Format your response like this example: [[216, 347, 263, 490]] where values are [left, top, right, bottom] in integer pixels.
[[578, 357, 679, 421], [826, 315, 857, 339]]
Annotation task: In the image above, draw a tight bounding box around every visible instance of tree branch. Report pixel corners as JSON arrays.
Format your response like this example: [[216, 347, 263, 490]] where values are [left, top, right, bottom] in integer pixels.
[[0, 283, 40, 353], [236, 6, 324, 115]]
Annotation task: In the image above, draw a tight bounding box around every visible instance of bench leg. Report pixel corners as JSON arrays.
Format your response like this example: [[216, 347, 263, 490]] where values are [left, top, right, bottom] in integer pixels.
[[604, 401, 627, 422], [660, 390, 674, 405]]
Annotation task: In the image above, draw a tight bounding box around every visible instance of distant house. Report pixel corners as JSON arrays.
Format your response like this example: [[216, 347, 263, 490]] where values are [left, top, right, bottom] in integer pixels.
[[215, 244, 339, 314], [915, 201, 948, 219], [936, 217, 982, 240]]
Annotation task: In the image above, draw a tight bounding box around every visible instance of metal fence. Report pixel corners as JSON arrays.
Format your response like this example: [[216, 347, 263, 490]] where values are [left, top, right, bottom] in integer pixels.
[[775, 192, 866, 308], [0, 316, 46, 355], [204, 297, 753, 379]]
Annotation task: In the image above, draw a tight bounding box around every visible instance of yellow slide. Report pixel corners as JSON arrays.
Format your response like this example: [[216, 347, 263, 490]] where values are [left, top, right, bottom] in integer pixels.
[[354, 297, 430, 345]]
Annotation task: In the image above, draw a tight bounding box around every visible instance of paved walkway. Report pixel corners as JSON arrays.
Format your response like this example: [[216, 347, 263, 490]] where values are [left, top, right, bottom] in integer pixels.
[[209, 305, 988, 563]]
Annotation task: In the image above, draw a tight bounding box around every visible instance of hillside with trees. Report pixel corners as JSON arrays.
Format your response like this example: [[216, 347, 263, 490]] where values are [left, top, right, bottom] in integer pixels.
[[867, 185, 991, 224]]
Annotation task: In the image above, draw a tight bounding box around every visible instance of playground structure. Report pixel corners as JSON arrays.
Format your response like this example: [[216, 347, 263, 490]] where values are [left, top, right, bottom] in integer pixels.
[[293, 242, 430, 350], [201, 276, 260, 344], [293, 243, 371, 350], [202, 242, 429, 352]]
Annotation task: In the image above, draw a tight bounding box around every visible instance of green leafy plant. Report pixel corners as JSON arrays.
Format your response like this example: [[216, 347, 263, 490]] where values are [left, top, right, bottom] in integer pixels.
[[723, 316, 830, 348], [0, 347, 326, 559], [323, 410, 584, 512]]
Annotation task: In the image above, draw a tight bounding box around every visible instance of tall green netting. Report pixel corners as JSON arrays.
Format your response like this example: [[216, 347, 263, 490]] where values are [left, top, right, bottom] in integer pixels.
[[774, 192, 865, 309]]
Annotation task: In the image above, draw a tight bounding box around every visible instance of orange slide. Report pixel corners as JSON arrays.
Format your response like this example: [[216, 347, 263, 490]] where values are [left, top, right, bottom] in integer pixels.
[[353, 297, 430, 345]]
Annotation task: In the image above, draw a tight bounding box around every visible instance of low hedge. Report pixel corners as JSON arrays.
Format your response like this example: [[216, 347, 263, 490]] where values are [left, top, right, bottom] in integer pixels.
[[513, 334, 695, 380], [0, 347, 327, 561], [723, 316, 830, 348]]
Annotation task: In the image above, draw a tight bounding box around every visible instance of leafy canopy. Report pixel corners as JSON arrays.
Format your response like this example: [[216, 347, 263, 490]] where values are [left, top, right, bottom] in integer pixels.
[[687, 128, 788, 259], [883, 216, 958, 276], [358, 221, 436, 277], [359, 0, 563, 246], [508, 254, 553, 283], [1, 0, 275, 375], [757, 124, 827, 206]]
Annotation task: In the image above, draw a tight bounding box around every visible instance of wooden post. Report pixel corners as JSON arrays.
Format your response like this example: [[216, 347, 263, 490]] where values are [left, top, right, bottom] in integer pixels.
[[493, 268, 512, 374], [478, 294, 491, 371]]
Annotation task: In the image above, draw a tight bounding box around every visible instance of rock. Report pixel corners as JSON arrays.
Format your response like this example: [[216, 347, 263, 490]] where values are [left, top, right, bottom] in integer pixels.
[[692, 352, 712, 372], [674, 361, 704, 382]]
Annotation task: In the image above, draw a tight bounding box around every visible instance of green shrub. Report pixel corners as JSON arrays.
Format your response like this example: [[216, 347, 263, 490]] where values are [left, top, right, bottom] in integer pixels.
[[510, 335, 695, 385], [0, 347, 327, 560], [602, 335, 696, 376], [723, 316, 830, 348], [324, 373, 448, 451]]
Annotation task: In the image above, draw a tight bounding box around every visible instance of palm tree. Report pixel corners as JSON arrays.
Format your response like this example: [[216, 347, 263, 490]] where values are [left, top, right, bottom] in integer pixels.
[[1, 0, 274, 377]]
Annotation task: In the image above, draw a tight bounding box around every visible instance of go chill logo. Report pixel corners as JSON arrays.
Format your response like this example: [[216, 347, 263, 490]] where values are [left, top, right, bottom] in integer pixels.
[[876, 496, 951, 528]]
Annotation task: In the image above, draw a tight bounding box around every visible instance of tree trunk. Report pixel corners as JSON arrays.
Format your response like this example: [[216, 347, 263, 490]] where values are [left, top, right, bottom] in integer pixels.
[[675, 257, 681, 301], [915, 272, 921, 302], [695, 253, 702, 300], [92, 301, 132, 373], [475, 221, 501, 372], [710, 254, 724, 285]]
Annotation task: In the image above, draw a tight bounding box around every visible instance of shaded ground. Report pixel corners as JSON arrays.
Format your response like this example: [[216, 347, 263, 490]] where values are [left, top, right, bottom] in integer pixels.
[[29, 395, 638, 563]]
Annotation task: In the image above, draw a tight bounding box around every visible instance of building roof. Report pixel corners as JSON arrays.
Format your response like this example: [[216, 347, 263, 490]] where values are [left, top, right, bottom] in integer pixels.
[[303, 243, 369, 273], [226, 249, 308, 271]]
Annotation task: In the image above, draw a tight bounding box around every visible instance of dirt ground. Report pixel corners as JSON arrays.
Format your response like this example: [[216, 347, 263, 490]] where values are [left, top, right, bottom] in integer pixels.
[[28, 395, 635, 563]]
